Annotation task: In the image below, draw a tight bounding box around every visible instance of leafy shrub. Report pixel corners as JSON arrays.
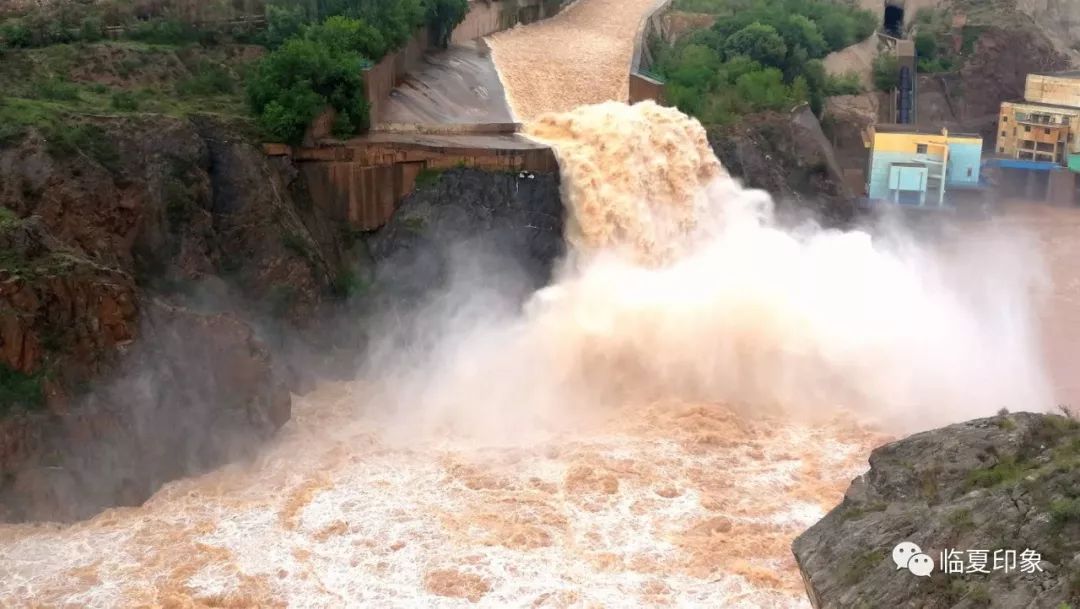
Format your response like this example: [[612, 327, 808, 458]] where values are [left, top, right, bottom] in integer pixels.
[[917, 56, 954, 74], [425, 0, 469, 48], [735, 68, 797, 111], [111, 90, 140, 111], [824, 72, 863, 96], [724, 23, 787, 66], [306, 15, 387, 59], [331, 268, 366, 299], [355, 0, 425, 50], [126, 19, 199, 45], [33, 78, 80, 101], [1050, 498, 1080, 526], [915, 31, 938, 58], [44, 123, 121, 172], [872, 53, 899, 92], [264, 2, 307, 48], [0, 364, 44, 415], [247, 35, 368, 144], [176, 62, 235, 97], [79, 16, 104, 42], [658, 0, 877, 124], [0, 20, 32, 48]]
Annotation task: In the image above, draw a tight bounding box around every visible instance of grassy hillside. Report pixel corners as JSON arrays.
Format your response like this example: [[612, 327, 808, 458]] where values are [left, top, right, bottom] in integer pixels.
[[0, 0, 472, 144]]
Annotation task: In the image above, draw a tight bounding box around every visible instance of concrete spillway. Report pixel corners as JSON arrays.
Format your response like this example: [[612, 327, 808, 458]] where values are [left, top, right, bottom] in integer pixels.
[[381, 41, 515, 127]]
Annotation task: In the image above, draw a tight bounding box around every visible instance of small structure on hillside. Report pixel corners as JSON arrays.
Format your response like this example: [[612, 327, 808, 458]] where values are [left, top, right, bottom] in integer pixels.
[[991, 71, 1080, 205], [866, 125, 983, 207]]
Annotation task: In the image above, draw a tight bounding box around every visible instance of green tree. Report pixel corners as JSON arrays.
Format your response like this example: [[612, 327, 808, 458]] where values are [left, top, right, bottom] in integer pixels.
[[872, 53, 899, 92], [265, 3, 307, 48], [660, 0, 879, 125], [307, 14, 387, 59], [724, 23, 787, 66], [247, 36, 368, 144], [778, 15, 826, 59], [425, 0, 469, 48], [668, 44, 722, 88], [718, 55, 764, 83], [790, 75, 810, 104], [914, 31, 937, 59], [0, 20, 32, 48], [817, 12, 855, 50], [734, 68, 794, 111], [356, 0, 425, 49]]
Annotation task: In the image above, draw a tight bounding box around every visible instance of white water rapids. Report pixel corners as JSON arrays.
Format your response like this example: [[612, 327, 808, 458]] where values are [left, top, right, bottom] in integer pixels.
[[0, 102, 1058, 608]]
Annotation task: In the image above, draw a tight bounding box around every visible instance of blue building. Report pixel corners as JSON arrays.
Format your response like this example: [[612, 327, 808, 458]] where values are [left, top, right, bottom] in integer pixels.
[[866, 125, 984, 207]]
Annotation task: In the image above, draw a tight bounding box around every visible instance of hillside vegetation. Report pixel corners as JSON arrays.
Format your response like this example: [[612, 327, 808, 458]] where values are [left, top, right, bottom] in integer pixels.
[[656, 0, 874, 124], [0, 0, 470, 144]]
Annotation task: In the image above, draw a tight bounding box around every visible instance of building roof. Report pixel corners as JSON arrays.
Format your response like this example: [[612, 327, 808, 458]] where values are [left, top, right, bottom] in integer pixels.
[[1032, 70, 1080, 79], [874, 124, 981, 139], [1003, 100, 1080, 112]]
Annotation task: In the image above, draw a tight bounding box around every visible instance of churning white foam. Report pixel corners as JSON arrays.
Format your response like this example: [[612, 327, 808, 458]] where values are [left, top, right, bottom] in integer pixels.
[[0, 101, 1053, 608], [382, 100, 1051, 443]]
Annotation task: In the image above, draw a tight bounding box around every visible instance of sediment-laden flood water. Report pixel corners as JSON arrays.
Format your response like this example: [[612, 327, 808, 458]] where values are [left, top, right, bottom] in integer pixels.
[[0, 104, 1071, 608]]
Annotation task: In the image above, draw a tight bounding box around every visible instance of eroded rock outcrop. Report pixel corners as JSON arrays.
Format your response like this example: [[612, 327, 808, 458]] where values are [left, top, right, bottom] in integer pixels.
[[709, 105, 854, 224], [0, 215, 136, 385], [0, 116, 334, 520], [0, 117, 339, 322], [793, 412, 1080, 609], [0, 298, 289, 522], [369, 167, 564, 307]]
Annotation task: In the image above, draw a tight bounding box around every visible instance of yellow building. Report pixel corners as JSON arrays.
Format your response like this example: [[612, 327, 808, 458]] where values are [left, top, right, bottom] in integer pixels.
[[1026, 72, 1080, 108], [992, 71, 1080, 205], [995, 72, 1080, 168]]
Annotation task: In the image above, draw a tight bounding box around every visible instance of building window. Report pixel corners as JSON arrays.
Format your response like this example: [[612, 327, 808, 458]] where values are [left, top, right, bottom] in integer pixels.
[[1001, 131, 1007, 137], [1045, 128, 1052, 135], [967, 168, 973, 177], [1003, 116, 1009, 122], [916, 144, 928, 154], [1025, 126, 1032, 132], [999, 147, 1005, 153]]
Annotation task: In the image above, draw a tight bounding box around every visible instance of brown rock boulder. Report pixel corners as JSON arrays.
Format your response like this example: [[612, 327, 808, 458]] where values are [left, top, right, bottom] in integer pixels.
[[708, 105, 855, 225]]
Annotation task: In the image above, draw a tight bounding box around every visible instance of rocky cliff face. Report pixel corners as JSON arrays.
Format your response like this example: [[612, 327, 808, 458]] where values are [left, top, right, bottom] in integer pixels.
[[1016, 0, 1080, 62], [0, 114, 347, 521], [793, 412, 1080, 609], [0, 299, 290, 522], [708, 106, 855, 224], [0, 117, 341, 321], [0, 126, 567, 521], [916, 26, 1069, 144], [369, 167, 564, 308]]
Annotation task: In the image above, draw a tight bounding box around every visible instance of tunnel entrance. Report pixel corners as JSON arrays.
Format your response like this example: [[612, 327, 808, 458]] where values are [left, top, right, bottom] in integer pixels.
[[884, 3, 905, 37]]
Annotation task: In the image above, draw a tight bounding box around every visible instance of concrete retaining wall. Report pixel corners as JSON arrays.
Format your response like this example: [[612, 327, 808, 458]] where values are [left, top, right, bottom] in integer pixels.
[[452, 0, 505, 45], [628, 0, 673, 105], [295, 138, 558, 230], [362, 29, 430, 129]]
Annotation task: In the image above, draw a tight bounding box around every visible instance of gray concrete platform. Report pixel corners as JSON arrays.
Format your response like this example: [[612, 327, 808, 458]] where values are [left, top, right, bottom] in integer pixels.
[[381, 41, 515, 126]]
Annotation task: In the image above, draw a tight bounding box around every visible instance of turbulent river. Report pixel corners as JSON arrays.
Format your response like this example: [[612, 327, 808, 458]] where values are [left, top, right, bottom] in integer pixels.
[[0, 102, 1068, 608]]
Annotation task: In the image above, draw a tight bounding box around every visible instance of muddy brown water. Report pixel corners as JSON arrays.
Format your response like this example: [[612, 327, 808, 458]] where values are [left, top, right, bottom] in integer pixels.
[[1, 104, 1072, 608]]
